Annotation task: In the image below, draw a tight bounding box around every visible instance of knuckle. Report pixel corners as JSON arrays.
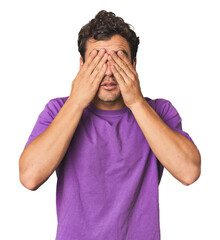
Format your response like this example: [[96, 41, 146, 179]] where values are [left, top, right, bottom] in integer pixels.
[[80, 68, 88, 77], [92, 68, 99, 76], [114, 70, 119, 76], [90, 61, 96, 69], [81, 66, 87, 73], [97, 63, 103, 72], [118, 66, 122, 72], [122, 62, 127, 68]]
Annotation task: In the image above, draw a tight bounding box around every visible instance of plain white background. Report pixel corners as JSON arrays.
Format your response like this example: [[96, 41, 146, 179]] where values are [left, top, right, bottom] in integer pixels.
[[0, 0, 219, 239]]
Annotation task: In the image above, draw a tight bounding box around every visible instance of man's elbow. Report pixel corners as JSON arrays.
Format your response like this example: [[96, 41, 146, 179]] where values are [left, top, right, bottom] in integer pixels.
[[181, 153, 201, 186], [19, 171, 40, 191], [19, 159, 41, 191], [19, 151, 42, 191], [181, 169, 201, 186]]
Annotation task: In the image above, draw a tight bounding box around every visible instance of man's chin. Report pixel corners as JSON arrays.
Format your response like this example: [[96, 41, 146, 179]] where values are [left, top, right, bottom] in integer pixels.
[[95, 92, 122, 103]]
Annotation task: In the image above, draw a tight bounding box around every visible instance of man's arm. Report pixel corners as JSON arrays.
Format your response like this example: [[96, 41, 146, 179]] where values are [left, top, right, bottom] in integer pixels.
[[19, 49, 108, 190], [129, 99, 201, 185], [19, 98, 84, 190], [108, 50, 201, 185]]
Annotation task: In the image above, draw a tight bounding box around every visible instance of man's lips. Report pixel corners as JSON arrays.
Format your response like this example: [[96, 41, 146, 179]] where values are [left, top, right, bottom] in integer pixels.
[[101, 84, 118, 90], [100, 82, 118, 86]]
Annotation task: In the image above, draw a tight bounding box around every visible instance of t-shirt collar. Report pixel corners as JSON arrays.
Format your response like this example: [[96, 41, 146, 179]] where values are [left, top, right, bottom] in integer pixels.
[[87, 101, 129, 117]]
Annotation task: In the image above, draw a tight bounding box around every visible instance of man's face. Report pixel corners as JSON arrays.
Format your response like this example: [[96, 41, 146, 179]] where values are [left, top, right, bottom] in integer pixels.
[[80, 34, 136, 107]]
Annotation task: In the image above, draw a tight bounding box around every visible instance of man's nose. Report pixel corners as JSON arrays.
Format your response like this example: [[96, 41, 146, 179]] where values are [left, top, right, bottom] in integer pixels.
[[105, 61, 113, 76]]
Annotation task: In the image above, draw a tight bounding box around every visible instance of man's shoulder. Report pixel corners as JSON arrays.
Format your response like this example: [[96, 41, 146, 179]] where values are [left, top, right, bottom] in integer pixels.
[[44, 96, 69, 109], [48, 96, 69, 105], [144, 96, 182, 123], [144, 96, 171, 109], [40, 96, 69, 118]]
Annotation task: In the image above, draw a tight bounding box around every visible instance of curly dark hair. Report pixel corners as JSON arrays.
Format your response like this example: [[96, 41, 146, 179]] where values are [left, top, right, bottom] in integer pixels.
[[78, 10, 140, 63]]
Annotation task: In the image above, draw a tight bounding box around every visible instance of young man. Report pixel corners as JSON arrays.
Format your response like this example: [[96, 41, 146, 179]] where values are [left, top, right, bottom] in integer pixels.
[[19, 10, 201, 240]]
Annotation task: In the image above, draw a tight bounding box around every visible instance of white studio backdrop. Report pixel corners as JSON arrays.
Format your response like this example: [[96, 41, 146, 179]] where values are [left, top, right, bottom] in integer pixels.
[[0, 0, 219, 239]]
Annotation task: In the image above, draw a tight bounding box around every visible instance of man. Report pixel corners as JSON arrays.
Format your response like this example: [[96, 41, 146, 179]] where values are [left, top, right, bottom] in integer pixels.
[[19, 10, 201, 240]]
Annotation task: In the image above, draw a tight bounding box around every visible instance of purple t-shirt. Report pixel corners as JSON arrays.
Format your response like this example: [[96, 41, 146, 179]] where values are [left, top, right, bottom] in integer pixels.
[[24, 96, 193, 240]]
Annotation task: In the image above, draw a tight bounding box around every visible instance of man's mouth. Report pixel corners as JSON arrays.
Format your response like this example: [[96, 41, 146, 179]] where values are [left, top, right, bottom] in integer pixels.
[[100, 83, 118, 90], [101, 83, 117, 86], [100, 81, 118, 86]]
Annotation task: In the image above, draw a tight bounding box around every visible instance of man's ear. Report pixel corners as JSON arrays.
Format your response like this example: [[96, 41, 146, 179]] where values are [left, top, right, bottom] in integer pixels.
[[132, 57, 137, 69], [80, 57, 84, 70]]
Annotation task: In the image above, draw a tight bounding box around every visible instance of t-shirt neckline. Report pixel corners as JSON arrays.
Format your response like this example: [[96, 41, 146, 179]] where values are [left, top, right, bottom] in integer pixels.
[[87, 102, 130, 117]]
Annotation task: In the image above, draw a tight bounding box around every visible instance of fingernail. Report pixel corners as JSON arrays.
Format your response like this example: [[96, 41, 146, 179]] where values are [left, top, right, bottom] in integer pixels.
[[91, 50, 97, 55], [118, 51, 123, 56]]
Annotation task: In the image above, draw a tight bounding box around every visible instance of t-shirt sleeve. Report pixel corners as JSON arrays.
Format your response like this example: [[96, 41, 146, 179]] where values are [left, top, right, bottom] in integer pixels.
[[23, 98, 64, 149], [155, 99, 193, 143], [151, 98, 194, 183]]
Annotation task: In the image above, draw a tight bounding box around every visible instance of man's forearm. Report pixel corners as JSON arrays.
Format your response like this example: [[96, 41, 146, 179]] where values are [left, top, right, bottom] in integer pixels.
[[129, 98, 201, 185], [19, 97, 84, 190]]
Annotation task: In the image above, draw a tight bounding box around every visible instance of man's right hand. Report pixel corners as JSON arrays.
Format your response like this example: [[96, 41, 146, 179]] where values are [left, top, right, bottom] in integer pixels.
[[69, 48, 108, 110]]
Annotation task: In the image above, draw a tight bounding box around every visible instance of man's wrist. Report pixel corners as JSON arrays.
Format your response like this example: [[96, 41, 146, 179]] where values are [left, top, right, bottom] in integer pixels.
[[66, 97, 85, 112], [128, 97, 146, 111]]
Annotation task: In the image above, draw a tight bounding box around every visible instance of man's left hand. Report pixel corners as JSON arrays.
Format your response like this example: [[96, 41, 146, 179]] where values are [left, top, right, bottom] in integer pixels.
[[108, 50, 144, 109]]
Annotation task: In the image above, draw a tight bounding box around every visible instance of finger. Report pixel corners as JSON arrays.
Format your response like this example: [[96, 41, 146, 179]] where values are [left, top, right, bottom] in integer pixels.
[[83, 49, 98, 68], [109, 62, 126, 86], [109, 50, 136, 79], [91, 53, 108, 79], [109, 57, 129, 83], [93, 63, 108, 85], [117, 50, 137, 75], [87, 48, 106, 74]]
